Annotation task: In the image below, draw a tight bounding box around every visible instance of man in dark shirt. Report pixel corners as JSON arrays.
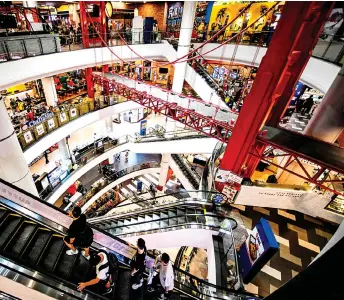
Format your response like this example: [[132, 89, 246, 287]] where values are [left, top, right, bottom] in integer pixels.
[[64, 206, 90, 258], [131, 238, 147, 289]]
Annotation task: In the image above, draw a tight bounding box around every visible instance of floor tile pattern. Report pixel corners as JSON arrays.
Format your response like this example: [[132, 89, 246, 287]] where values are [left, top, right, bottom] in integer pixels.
[[235, 205, 338, 297]]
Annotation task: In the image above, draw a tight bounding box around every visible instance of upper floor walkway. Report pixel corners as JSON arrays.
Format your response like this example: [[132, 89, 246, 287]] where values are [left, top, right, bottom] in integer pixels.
[[0, 35, 340, 95]]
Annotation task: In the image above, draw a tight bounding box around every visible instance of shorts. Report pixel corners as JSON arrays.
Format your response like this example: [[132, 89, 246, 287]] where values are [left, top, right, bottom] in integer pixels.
[[64, 235, 82, 247]]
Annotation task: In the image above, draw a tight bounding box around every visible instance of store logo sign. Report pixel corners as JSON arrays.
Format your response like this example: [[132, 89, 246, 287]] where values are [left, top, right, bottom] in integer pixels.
[[28, 112, 55, 127]]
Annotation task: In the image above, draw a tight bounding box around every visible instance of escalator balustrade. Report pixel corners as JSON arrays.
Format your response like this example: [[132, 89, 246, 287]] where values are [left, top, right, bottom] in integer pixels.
[[0, 204, 131, 299]]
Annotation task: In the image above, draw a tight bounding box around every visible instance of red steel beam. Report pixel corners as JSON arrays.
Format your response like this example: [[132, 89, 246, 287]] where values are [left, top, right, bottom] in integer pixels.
[[93, 74, 234, 143], [219, 2, 334, 176]]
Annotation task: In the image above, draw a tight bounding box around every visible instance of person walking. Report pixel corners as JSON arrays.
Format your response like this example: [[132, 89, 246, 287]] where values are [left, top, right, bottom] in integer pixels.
[[64, 206, 93, 259], [131, 238, 147, 290], [44, 150, 49, 164], [158, 253, 174, 300]]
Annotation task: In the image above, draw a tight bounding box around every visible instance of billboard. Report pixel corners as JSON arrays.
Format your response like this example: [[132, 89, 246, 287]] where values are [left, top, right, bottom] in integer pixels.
[[238, 218, 279, 284]]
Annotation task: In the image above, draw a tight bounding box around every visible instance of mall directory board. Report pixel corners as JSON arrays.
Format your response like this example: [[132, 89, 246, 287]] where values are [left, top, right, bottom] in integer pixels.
[[238, 218, 279, 284]]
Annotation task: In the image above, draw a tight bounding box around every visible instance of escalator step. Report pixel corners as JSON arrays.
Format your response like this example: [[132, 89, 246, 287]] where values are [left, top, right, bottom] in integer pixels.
[[21, 229, 51, 264], [4, 221, 37, 256], [54, 244, 78, 280], [187, 215, 197, 223], [169, 218, 177, 226], [37, 235, 64, 272], [70, 252, 95, 284], [0, 214, 22, 248]]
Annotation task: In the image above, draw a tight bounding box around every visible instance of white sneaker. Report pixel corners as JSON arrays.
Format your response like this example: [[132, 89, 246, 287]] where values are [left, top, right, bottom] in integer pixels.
[[81, 251, 90, 260], [158, 295, 166, 300], [66, 249, 79, 255], [132, 282, 143, 290]]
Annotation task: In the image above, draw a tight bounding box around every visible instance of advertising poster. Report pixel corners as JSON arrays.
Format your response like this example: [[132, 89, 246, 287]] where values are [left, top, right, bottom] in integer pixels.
[[214, 169, 242, 203], [208, 2, 276, 41], [194, 1, 212, 37], [238, 218, 279, 284], [70, 108, 77, 118], [140, 119, 147, 136], [36, 124, 45, 136], [24, 131, 34, 143], [166, 2, 184, 33], [60, 112, 67, 122], [137, 180, 143, 192], [47, 118, 56, 130]]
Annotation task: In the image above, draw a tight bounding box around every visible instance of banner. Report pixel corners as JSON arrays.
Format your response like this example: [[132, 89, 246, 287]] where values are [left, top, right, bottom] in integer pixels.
[[238, 218, 279, 283], [214, 169, 242, 202], [47, 118, 56, 130], [140, 119, 147, 136], [23, 131, 34, 143], [137, 180, 143, 192], [166, 2, 184, 32], [36, 124, 45, 136]]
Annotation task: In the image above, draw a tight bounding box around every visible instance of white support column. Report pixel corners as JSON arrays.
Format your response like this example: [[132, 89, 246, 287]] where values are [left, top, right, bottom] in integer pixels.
[[157, 154, 171, 191], [58, 138, 70, 161], [168, 1, 197, 132], [105, 117, 113, 134], [0, 97, 38, 196], [304, 64, 344, 143], [41, 77, 58, 107], [171, 1, 197, 94]]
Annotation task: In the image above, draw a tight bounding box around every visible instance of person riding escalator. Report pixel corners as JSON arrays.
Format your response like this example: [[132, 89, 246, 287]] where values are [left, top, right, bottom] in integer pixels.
[[64, 206, 93, 259]]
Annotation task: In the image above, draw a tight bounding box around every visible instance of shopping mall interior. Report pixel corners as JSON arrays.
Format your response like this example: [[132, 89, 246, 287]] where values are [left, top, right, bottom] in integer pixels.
[[0, 1, 343, 299]]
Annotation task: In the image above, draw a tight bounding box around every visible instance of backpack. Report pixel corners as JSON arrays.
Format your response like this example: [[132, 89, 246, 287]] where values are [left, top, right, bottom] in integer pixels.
[[78, 226, 93, 248], [98, 250, 119, 288]]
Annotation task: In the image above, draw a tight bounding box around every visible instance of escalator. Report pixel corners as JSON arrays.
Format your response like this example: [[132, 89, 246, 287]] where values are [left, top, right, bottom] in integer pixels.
[[91, 204, 237, 237], [0, 203, 131, 300], [0, 178, 260, 300], [171, 154, 201, 190]]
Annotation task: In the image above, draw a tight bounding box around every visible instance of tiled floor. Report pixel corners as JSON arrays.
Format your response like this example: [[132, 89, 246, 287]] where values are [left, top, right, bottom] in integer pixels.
[[233, 205, 338, 297], [281, 112, 311, 133]]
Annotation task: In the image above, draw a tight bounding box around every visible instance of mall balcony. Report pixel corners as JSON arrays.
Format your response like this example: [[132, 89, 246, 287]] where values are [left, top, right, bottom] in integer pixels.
[[0, 1, 344, 300]]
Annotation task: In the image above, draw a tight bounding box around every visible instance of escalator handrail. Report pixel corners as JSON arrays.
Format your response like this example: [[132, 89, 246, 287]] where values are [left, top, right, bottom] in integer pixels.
[[110, 223, 224, 237], [171, 264, 261, 299], [0, 257, 109, 300], [87, 189, 223, 221]]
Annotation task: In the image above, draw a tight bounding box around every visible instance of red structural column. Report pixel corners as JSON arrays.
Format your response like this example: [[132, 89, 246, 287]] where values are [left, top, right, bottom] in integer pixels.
[[85, 68, 94, 98], [79, 1, 107, 48], [79, 1, 89, 48], [220, 2, 334, 176], [102, 65, 109, 73]]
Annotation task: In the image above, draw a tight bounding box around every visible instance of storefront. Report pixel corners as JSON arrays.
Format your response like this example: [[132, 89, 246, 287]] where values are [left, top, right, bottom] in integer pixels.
[[207, 1, 281, 42]]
